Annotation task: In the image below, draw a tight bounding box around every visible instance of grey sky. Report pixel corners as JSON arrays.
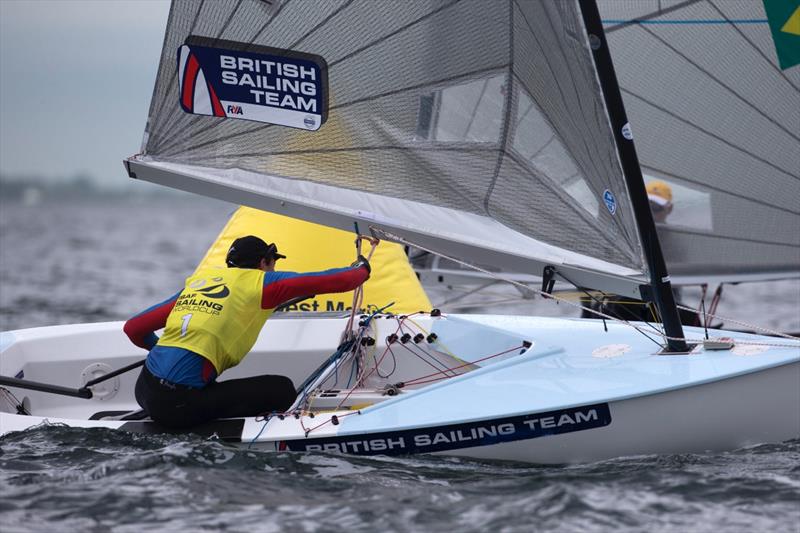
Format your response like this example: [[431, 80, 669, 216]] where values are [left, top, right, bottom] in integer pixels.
[[0, 0, 170, 189]]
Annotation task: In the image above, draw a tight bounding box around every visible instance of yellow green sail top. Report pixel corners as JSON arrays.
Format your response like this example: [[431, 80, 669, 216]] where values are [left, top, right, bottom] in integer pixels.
[[196, 207, 431, 314], [764, 0, 800, 69]]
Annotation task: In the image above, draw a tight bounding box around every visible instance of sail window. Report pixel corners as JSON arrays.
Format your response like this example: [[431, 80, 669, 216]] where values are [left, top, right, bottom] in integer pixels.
[[512, 89, 599, 219], [415, 74, 505, 144]]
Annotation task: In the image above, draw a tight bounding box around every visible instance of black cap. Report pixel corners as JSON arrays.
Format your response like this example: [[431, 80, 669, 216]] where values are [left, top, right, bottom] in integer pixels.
[[226, 235, 286, 268]]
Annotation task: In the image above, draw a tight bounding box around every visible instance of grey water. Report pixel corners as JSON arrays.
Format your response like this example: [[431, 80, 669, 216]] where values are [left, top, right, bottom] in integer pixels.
[[1, 198, 799, 532]]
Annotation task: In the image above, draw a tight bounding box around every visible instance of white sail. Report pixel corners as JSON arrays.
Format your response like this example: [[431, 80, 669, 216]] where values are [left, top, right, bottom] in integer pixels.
[[600, 0, 800, 282], [126, 0, 652, 297]]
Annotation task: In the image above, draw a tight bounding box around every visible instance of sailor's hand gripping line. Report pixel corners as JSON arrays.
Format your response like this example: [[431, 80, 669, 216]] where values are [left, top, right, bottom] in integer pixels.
[[342, 223, 380, 341]]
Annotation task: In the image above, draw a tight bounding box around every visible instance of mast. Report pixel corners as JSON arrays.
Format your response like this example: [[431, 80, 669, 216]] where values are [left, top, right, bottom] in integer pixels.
[[579, 0, 689, 353]]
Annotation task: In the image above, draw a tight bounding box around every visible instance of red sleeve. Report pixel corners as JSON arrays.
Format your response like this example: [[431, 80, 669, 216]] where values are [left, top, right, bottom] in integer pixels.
[[123, 291, 180, 350], [261, 265, 369, 310]]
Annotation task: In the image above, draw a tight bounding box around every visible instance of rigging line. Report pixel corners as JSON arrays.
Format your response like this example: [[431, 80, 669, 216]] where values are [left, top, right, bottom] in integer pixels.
[[403, 344, 525, 386], [372, 344, 397, 380], [674, 302, 800, 340], [403, 317, 470, 366], [707, 0, 800, 93], [305, 410, 361, 435], [396, 324, 458, 377], [158, 61, 506, 156], [604, 0, 704, 34], [353, 343, 395, 389], [349, 315, 416, 387], [636, 23, 800, 145], [371, 225, 687, 345], [621, 89, 800, 183], [443, 298, 537, 311], [247, 413, 273, 449], [641, 163, 800, 217], [554, 271, 666, 347], [436, 280, 499, 306], [395, 337, 458, 378], [708, 284, 723, 317]]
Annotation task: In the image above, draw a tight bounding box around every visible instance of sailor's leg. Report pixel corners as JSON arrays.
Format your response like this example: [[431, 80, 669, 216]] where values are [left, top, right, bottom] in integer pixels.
[[198, 374, 296, 419], [134, 366, 211, 428]]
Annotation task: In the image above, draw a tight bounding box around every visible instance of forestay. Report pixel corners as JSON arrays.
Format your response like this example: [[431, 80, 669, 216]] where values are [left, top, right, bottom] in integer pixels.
[[127, 0, 650, 296], [600, 0, 800, 283]]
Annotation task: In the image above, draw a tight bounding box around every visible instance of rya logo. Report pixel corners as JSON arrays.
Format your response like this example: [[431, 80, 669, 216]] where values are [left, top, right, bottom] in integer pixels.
[[227, 105, 243, 115]]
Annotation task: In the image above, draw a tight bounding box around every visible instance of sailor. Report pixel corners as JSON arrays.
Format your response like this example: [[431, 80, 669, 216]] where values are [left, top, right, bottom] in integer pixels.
[[124, 235, 371, 428], [646, 180, 673, 224]]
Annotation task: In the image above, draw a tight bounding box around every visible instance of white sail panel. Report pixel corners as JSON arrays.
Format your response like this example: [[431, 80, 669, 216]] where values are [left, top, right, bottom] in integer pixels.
[[130, 0, 650, 291]]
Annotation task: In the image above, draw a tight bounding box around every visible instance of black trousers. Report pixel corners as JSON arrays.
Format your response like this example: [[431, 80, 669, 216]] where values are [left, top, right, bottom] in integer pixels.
[[135, 366, 296, 429]]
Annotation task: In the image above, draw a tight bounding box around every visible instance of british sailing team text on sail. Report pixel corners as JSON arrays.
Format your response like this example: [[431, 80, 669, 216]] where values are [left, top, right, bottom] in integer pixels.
[[219, 55, 318, 111]]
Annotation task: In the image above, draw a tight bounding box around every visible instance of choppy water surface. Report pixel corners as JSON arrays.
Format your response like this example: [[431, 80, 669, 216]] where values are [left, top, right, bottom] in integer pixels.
[[1, 199, 799, 532], [2, 427, 799, 533]]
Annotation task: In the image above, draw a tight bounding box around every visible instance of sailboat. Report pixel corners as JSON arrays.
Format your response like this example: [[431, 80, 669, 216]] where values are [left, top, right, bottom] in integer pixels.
[[1, 0, 798, 464]]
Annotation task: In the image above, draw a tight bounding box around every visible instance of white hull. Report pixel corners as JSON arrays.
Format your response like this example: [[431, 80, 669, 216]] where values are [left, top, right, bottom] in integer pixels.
[[444, 362, 799, 463], [2, 314, 798, 464]]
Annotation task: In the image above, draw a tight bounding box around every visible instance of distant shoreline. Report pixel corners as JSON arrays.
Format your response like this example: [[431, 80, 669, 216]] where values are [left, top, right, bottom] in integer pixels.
[[0, 176, 232, 206]]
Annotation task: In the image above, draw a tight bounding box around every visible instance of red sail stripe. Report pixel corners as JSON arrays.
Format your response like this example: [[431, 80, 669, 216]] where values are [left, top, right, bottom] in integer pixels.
[[181, 54, 200, 111], [208, 81, 226, 117]]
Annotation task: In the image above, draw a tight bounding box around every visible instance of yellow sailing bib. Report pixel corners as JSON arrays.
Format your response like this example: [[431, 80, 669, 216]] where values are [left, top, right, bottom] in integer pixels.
[[158, 267, 273, 374]]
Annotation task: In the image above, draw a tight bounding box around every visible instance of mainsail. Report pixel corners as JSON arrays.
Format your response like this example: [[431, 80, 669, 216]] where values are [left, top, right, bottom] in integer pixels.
[[126, 0, 652, 297], [600, 0, 800, 283]]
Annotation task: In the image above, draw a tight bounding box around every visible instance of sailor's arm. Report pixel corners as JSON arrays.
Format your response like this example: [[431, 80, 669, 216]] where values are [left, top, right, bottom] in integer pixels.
[[123, 291, 181, 350], [260, 262, 370, 310]]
